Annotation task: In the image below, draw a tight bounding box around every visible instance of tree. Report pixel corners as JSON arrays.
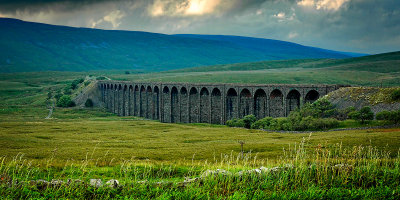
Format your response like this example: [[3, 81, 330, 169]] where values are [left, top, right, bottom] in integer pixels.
[[243, 115, 257, 129], [56, 95, 75, 107], [349, 106, 374, 124]]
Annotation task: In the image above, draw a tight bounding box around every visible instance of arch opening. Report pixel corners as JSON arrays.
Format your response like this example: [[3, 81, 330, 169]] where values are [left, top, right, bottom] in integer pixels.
[[162, 86, 171, 122], [171, 87, 179, 123], [287, 89, 301, 115], [189, 87, 199, 123], [180, 87, 188, 123], [226, 88, 238, 120], [254, 89, 267, 119], [239, 89, 252, 118], [270, 89, 284, 117], [200, 88, 210, 123], [305, 90, 319, 104], [211, 88, 222, 124], [153, 86, 160, 120]]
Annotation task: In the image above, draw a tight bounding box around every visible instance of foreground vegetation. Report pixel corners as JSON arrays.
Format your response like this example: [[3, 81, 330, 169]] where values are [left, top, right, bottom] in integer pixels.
[[0, 136, 399, 199]]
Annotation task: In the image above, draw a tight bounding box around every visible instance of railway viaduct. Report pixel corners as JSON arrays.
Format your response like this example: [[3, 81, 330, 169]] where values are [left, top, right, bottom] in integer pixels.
[[97, 81, 343, 124]]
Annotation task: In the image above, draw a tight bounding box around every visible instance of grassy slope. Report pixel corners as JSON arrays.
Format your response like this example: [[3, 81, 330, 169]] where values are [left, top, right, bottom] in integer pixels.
[[107, 51, 400, 87]]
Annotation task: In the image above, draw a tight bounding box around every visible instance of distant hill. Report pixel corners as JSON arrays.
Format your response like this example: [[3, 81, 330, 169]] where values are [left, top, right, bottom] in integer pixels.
[[171, 51, 400, 73], [125, 51, 400, 86], [0, 18, 361, 73]]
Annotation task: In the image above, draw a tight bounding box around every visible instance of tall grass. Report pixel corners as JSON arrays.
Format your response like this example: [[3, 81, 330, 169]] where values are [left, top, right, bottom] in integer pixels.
[[0, 135, 399, 199]]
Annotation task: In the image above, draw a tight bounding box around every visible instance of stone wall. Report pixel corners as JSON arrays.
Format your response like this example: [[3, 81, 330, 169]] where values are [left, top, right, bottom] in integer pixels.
[[97, 81, 344, 124]]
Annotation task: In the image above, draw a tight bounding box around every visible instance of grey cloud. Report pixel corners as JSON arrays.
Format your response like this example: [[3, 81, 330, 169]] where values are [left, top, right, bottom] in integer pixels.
[[0, 0, 398, 54]]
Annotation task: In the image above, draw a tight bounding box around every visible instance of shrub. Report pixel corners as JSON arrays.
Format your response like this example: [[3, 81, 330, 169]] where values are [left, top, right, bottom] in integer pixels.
[[84, 81, 91, 86], [349, 106, 374, 124], [251, 117, 273, 129], [54, 93, 63, 100], [242, 115, 256, 129], [85, 99, 94, 107], [96, 76, 107, 80], [376, 110, 400, 124], [56, 95, 75, 108], [125, 71, 130, 74], [376, 111, 391, 120], [226, 119, 245, 128], [391, 89, 400, 101]]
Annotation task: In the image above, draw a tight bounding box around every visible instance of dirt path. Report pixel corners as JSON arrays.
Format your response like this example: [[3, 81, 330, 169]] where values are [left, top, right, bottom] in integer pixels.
[[45, 98, 55, 119]]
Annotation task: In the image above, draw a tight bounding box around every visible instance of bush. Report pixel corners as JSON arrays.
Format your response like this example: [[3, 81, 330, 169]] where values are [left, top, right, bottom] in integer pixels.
[[85, 99, 94, 107], [376, 111, 391, 120], [125, 71, 130, 74], [251, 117, 274, 129], [376, 110, 400, 124], [56, 95, 75, 108], [226, 119, 245, 128], [349, 106, 374, 124], [96, 76, 107, 80], [84, 81, 91, 86], [243, 115, 256, 129], [391, 89, 400, 101], [54, 93, 63, 100]]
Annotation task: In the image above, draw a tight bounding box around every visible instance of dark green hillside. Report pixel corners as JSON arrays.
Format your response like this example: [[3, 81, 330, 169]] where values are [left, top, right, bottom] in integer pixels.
[[0, 18, 356, 73]]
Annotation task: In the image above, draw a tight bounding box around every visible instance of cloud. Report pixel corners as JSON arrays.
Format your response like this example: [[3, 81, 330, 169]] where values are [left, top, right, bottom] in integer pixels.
[[297, 0, 350, 11], [148, 0, 224, 17], [104, 10, 125, 28], [288, 32, 299, 39], [0, 0, 399, 54]]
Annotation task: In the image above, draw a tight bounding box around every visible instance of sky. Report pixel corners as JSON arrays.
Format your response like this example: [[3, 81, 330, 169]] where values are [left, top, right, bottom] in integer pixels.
[[0, 0, 399, 54]]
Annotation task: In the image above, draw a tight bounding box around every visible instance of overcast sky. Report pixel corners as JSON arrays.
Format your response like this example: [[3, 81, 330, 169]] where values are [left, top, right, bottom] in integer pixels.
[[0, 0, 399, 54]]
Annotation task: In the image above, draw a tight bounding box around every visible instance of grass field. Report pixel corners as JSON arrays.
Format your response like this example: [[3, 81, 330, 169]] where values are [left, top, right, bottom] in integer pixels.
[[1, 58, 400, 198]]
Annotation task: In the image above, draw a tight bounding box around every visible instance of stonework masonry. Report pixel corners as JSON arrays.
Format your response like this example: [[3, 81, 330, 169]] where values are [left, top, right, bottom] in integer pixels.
[[97, 81, 345, 124]]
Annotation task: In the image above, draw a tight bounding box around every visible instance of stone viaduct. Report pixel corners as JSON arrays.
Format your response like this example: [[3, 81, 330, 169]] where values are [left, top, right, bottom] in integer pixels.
[[97, 81, 343, 124]]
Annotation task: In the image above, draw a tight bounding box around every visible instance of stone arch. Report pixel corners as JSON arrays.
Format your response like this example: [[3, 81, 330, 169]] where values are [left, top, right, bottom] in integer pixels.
[[105, 84, 110, 110], [109, 84, 114, 113], [180, 87, 188, 123], [254, 89, 267, 119], [153, 86, 160, 120], [211, 88, 222, 124], [123, 85, 128, 116], [226, 88, 238, 120], [147, 86, 153, 119], [134, 85, 139, 116], [287, 89, 301, 115], [129, 85, 134, 116], [162, 86, 171, 123], [305, 90, 320, 104], [140, 85, 146, 117], [114, 84, 119, 115], [239, 88, 252, 118], [189, 87, 199, 123], [100, 84, 104, 102], [270, 89, 284, 117], [171, 87, 179, 123], [200, 87, 210, 123]]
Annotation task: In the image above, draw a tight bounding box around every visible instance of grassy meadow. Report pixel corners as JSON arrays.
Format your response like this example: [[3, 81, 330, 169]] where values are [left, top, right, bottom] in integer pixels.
[[1, 66, 400, 198]]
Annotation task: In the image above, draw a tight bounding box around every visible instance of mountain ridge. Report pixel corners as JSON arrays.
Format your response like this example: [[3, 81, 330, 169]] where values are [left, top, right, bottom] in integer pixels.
[[0, 17, 363, 73]]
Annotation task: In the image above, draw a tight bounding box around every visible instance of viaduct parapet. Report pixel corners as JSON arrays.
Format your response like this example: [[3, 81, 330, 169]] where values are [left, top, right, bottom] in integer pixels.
[[97, 81, 344, 124]]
